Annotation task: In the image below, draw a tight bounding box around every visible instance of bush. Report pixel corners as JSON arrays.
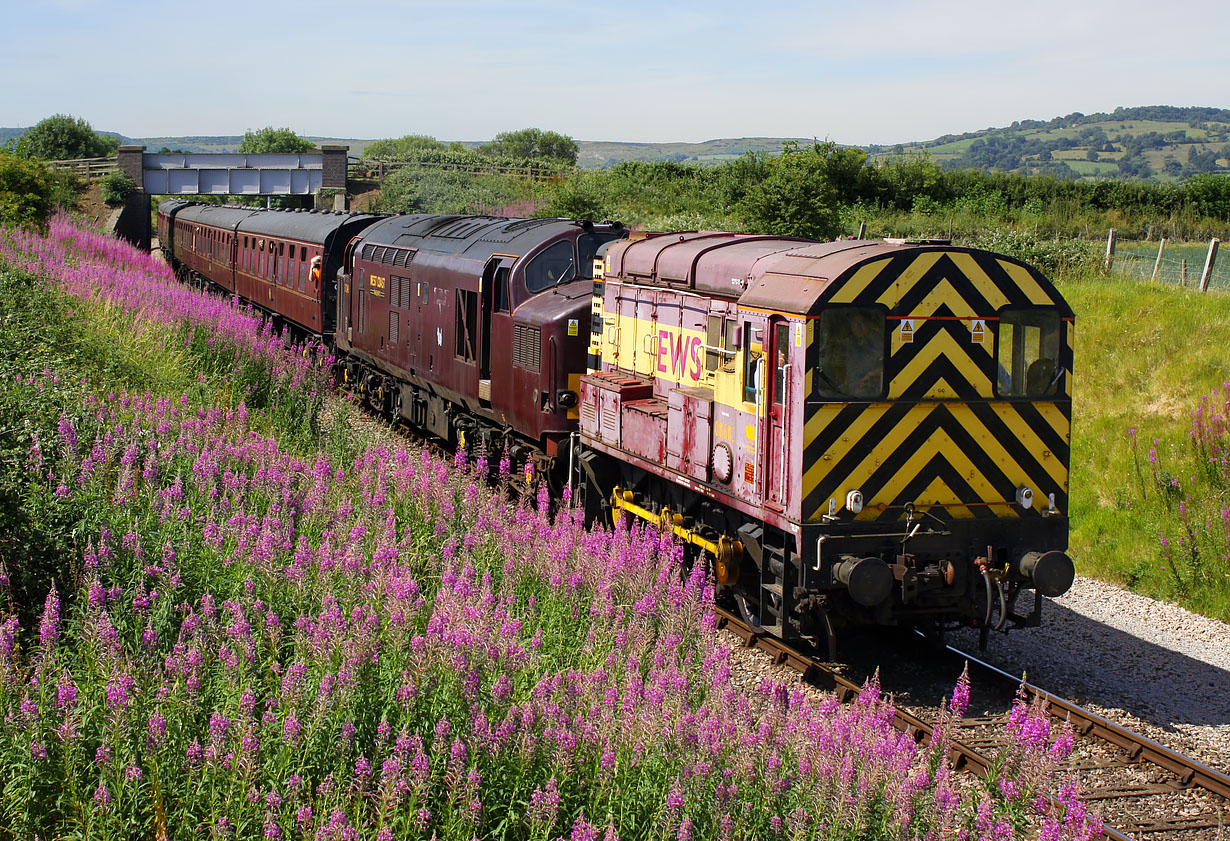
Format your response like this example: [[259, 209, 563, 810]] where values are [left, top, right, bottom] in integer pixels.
[[738, 145, 844, 239], [374, 167, 533, 215], [0, 152, 55, 232], [961, 229, 1101, 277], [100, 172, 135, 206]]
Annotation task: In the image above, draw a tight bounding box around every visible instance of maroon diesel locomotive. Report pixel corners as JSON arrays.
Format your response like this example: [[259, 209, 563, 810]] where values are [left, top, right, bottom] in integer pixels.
[[332, 214, 626, 478], [159, 201, 625, 482]]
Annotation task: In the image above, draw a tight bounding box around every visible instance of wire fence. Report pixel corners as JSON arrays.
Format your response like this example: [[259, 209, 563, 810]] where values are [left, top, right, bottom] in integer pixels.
[[1110, 240, 1228, 291], [347, 158, 572, 183]]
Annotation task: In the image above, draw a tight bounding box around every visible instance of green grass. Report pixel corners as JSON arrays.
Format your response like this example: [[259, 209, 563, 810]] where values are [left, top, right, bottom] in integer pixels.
[[1061, 271, 1230, 618]]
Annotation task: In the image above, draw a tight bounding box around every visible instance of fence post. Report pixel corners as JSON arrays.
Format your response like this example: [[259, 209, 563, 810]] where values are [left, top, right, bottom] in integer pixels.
[[857, 221, 867, 239], [1182, 259, 1188, 287], [1104, 229, 1116, 272], [1200, 239, 1221, 292], [1151, 238, 1166, 282]]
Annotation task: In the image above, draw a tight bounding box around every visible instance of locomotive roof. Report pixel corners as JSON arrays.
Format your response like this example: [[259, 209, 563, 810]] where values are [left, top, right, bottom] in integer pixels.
[[357, 214, 591, 260], [605, 233, 1070, 315]]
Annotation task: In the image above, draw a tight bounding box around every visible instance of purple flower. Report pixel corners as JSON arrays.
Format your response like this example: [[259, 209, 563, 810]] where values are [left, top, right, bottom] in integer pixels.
[[56, 675, 78, 710], [39, 584, 60, 649], [105, 673, 134, 710], [148, 711, 167, 750]]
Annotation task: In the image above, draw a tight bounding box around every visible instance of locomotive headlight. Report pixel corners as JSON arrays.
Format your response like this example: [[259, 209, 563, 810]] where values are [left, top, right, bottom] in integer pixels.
[[1016, 485, 1034, 509], [556, 390, 578, 409], [845, 489, 864, 514]]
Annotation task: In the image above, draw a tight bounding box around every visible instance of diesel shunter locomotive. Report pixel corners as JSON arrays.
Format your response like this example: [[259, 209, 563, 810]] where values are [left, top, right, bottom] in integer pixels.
[[158, 201, 1076, 654], [577, 233, 1076, 655]]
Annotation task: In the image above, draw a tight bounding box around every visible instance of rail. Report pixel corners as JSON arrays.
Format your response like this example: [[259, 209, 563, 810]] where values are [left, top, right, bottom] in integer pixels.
[[714, 605, 1230, 840], [46, 156, 119, 181]]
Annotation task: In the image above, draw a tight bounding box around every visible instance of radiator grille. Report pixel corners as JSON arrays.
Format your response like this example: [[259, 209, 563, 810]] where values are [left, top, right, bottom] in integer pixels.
[[388, 310, 399, 345], [513, 324, 541, 371], [600, 404, 618, 442]]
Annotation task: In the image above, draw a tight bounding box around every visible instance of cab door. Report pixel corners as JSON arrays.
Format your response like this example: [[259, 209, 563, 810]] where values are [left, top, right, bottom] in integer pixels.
[[765, 319, 791, 510], [479, 256, 514, 406]]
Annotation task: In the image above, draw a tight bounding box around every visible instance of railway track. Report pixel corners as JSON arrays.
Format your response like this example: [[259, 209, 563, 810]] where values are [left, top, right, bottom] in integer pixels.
[[713, 606, 1230, 841]]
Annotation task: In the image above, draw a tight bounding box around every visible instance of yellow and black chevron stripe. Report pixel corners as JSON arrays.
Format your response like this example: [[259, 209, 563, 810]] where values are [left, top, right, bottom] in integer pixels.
[[803, 248, 1072, 523]]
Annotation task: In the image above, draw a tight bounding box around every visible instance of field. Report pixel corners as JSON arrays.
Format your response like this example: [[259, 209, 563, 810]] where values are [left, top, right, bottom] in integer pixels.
[[0, 218, 1099, 839], [1062, 271, 1230, 619]]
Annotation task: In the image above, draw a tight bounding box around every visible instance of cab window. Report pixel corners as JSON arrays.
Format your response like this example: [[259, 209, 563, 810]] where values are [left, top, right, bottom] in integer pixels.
[[997, 310, 1062, 397], [578, 234, 623, 279], [815, 307, 885, 400], [742, 323, 763, 403], [525, 240, 575, 293]]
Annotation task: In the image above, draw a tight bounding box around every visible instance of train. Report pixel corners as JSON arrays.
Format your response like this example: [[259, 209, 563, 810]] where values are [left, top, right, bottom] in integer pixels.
[[158, 199, 1076, 655]]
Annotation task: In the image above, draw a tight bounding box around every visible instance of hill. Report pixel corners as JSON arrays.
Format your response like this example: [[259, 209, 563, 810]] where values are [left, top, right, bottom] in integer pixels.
[[872, 105, 1230, 182], [4, 106, 1229, 181]]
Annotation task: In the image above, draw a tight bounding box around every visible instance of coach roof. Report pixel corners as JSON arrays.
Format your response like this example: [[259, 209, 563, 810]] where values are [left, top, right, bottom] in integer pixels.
[[238, 210, 383, 243]]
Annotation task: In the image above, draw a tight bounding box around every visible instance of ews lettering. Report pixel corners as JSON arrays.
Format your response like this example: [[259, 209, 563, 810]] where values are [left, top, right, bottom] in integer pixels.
[[656, 329, 703, 382]]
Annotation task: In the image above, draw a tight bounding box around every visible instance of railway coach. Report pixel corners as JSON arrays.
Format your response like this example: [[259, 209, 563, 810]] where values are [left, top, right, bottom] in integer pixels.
[[158, 200, 381, 336], [577, 232, 1076, 654]]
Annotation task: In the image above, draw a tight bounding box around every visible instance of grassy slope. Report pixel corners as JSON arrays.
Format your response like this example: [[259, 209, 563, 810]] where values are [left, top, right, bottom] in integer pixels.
[[1063, 272, 1230, 615]]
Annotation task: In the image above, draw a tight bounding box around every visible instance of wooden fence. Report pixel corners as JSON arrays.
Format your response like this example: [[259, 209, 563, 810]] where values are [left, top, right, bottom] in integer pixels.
[[47, 156, 119, 181]]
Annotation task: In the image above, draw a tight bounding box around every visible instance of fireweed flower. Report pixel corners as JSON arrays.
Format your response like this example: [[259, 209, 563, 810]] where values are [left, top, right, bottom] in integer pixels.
[[0, 218, 1104, 838]]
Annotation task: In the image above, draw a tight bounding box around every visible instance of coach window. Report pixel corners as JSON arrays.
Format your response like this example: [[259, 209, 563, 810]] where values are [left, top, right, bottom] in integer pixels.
[[997, 310, 1062, 397], [815, 307, 885, 400], [525, 240, 575, 293]]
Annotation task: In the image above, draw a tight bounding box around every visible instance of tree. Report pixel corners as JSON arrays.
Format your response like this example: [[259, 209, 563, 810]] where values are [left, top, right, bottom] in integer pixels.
[[479, 128, 578, 165], [0, 151, 56, 232], [362, 135, 446, 160], [237, 127, 315, 154], [737, 145, 842, 239], [14, 114, 118, 161]]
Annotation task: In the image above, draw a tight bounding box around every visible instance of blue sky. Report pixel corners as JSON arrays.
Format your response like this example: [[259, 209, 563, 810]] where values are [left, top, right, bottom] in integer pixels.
[[3, 0, 1227, 145]]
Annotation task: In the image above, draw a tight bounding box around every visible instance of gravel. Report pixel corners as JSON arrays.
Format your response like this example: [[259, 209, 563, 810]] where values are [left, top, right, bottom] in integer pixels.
[[947, 575, 1230, 774]]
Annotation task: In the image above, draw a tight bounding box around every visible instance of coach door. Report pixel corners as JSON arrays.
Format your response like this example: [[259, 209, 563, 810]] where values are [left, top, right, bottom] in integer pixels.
[[765, 319, 791, 510]]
